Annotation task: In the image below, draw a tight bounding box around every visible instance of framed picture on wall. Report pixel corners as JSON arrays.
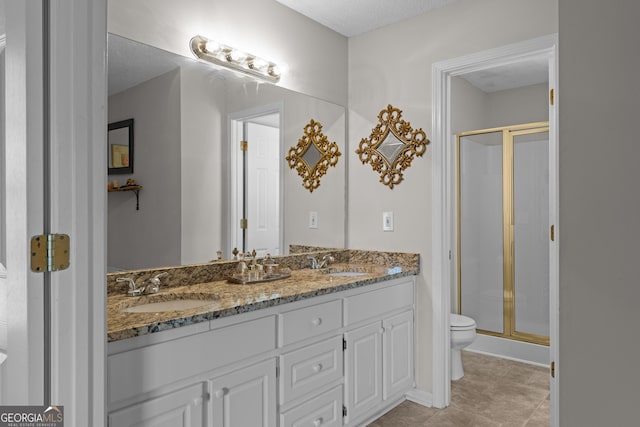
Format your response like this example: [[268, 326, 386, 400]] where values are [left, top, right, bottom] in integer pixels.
[[108, 118, 134, 175]]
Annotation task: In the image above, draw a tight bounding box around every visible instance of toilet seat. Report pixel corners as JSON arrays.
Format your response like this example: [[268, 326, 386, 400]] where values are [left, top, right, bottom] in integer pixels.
[[450, 313, 476, 330]]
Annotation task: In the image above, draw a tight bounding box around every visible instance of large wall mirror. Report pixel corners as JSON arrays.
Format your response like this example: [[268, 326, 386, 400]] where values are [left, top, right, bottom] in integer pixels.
[[107, 34, 346, 272]]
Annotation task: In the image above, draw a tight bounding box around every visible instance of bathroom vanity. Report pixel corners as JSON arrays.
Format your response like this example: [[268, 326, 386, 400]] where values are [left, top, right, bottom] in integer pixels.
[[106, 250, 418, 427]]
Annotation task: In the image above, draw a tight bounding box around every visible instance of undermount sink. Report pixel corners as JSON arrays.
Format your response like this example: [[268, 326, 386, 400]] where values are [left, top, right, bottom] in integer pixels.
[[123, 297, 220, 313], [327, 271, 369, 277]]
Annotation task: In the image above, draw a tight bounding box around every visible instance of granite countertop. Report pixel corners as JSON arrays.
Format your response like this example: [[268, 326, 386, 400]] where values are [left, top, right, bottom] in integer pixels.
[[107, 262, 418, 342]]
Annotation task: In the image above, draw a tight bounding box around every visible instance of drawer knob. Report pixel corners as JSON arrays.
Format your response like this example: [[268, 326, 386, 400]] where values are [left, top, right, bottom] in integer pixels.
[[311, 317, 323, 326], [312, 363, 323, 373], [313, 417, 323, 426]]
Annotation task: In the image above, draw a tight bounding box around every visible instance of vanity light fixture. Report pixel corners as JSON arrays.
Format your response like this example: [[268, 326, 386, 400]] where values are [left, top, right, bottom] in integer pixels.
[[190, 34, 281, 83]]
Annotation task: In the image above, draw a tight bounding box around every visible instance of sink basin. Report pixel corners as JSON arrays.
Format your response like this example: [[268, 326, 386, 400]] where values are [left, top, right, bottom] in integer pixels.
[[123, 299, 219, 313], [328, 271, 369, 277]]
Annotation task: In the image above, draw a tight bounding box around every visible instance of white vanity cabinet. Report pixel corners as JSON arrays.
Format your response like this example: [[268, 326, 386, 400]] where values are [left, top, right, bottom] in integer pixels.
[[107, 276, 415, 427], [343, 280, 415, 425], [209, 358, 276, 427], [108, 382, 206, 427], [278, 299, 345, 427]]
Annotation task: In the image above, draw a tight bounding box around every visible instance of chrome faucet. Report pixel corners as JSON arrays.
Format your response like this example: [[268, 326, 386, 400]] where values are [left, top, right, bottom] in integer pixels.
[[117, 272, 168, 296], [308, 254, 335, 269]]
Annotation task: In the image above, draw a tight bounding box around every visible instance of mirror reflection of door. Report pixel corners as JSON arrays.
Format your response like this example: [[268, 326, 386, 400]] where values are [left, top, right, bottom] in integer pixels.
[[231, 111, 281, 257]]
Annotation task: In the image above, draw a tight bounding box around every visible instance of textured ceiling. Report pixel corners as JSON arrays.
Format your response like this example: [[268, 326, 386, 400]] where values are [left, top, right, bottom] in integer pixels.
[[275, 0, 459, 37]]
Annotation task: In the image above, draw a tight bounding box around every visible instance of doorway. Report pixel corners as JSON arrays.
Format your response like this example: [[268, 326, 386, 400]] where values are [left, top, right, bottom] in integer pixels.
[[431, 34, 558, 426], [228, 105, 283, 257]]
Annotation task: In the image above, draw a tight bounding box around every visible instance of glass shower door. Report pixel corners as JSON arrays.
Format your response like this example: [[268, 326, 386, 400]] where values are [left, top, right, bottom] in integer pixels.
[[457, 123, 550, 345], [512, 129, 550, 342], [458, 131, 504, 335]]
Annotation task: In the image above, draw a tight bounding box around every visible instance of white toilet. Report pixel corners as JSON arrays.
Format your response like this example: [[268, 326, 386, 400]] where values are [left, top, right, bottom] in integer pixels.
[[450, 313, 477, 380]]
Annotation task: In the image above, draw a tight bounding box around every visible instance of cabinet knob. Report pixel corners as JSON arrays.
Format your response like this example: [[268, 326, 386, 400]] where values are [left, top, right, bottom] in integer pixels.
[[311, 317, 322, 326], [312, 363, 323, 373], [313, 417, 323, 426]]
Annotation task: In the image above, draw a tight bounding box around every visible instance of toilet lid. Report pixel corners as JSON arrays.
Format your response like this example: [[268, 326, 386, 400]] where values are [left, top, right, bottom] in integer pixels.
[[450, 313, 476, 328]]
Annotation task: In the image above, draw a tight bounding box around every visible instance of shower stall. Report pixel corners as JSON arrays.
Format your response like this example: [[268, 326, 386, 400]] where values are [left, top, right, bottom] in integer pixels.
[[456, 122, 550, 364]]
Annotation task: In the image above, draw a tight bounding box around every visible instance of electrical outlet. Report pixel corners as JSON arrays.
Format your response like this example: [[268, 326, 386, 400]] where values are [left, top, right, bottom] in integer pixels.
[[309, 211, 318, 229], [383, 211, 394, 231]]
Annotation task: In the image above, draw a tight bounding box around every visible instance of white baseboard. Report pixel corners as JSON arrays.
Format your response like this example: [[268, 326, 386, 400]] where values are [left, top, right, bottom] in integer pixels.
[[466, 333, 549, 367], [406, 388, 433, 407]]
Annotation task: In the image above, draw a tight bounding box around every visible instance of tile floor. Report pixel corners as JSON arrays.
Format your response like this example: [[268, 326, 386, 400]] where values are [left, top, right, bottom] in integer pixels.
[[368, 351, 550, 427]]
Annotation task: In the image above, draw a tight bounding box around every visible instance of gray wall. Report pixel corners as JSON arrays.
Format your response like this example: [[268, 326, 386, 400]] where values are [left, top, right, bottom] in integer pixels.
[[108, 69, 181, 270], [179, 66, 226, 265], [559, 0, 640, 425], [108, 0, 348, 107], [452, 78, 549, 134], [348, 0, 557, 393]]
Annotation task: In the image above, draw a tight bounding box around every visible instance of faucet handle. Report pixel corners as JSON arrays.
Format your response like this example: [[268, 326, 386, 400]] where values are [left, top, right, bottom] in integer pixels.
[[117, 277, 144, 296], [308, 256, 318, 269], [146, 272, 168, 293], [116, 277, 134, 288]]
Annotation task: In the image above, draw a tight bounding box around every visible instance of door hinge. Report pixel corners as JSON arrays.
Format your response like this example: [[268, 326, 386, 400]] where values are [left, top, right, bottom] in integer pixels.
[[551, 360, 555, 378], [276, 365, 280, 378], [240, 218, 248, 229], [240, 140, 248, 151], [343, 338, 347, 351], [30, 234, 70, 272], [550, 225, 555, 242], [550, 89, 555, 106], [342, 405, 347, 418], [449, 250, 452, 260]]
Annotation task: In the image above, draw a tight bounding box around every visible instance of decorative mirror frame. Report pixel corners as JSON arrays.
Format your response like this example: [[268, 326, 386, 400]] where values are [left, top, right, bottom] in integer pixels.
[[356, 105, 429, 189], [108, 118, 134, 175], [286, 119, 341, 192]]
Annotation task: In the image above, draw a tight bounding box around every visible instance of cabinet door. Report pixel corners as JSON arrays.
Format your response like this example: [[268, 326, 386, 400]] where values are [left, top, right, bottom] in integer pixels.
[[344, 322, 383, 424], [108, 383, 206, 427], [210, 358, 276, 427], [383, 310, 414, 399]]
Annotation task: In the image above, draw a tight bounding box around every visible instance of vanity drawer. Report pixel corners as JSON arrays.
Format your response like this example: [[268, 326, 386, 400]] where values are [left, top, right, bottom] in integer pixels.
[[280, 335, 343, 404], [280, 385, 343, 427], [279, 299, 342, 346], [344, 279, 414, 326]]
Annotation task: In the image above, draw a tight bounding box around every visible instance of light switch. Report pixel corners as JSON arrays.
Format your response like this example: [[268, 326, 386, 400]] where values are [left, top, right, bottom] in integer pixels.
[[383, 211, 394, 231], [309, 211, 318, 229]]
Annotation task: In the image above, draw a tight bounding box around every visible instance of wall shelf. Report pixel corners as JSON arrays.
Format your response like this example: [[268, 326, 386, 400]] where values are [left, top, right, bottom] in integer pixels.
[[108, 185, 143, 210]]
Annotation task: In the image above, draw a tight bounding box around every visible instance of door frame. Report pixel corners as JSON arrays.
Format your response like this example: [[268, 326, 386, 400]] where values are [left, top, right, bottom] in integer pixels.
[[3, 0, 107, 424], [431, 34, 558, 426], [225, 102, 284, 257]]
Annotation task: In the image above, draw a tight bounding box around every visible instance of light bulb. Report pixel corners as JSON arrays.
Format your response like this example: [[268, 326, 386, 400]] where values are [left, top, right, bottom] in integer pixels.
[[250, 58, 268, 71], [204, 40, 220, 54], [229, 49, 247, 62]]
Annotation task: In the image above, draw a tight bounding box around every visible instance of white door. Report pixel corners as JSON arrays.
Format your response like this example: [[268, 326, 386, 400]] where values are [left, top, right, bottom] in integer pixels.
[[210, 359, 277, 427], [228, 108, 282, 257], [108, 383, 206, 427], [2, 1, 107, 424], [246, 121, 280, 257], [344, 322, 383, 424], [382, 310, 414, 399]]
